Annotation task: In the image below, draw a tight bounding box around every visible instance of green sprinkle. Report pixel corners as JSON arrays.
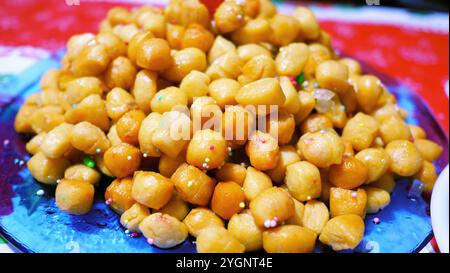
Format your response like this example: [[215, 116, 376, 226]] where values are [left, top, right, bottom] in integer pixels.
[[296, 72, 305, 86], [205, 157, 211, 163], [157, 95, 163, 101], [83, 157, 96, 169]]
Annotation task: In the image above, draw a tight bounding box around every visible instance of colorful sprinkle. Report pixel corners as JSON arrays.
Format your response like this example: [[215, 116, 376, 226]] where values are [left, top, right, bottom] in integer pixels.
[[105, 198, 113, 205], [147, 238, 154, 245], [351, 192, 358, 198], [36, 189, 45, 196], [373, 217, 380, 225], [204, 157, 211, 163], [127, 155, 132, 161], [56, 179, 61, 184], [143, 153, 148, 158], [187, 181, 193, 188], [239, 202, 245, 209], [296, 72, 305, 86], [209, 145, 215, 150], [3, 139, 10, 147], [313, 82, 319, 88], [125, 229, 130, 234], [264, 220, 272, 228], [302, 80, 309, 87], [260, 138, 266, 143], [273, 216, 279, 222], [95, 148, 102, 154], [288, 76, 298, 87], [306, 196, 312, 201], [202, 163, 209, 169], [83, 157, 96, 168], [157, 95, 163, 101], [270, 220, 277, 228], [131, 232, 139, 238]]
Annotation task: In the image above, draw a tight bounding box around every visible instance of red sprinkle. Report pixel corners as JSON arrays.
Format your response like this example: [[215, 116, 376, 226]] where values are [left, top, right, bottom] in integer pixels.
[[288, 76, 298, 87]]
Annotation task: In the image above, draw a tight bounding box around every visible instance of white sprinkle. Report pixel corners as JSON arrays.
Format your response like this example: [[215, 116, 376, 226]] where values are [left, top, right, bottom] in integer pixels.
[[143, 153, 148, 158], [239, 202, 245, 209], [56, 179, 61, 184], [3, 139, 10, 147], [306, 196, 312, 201], [373, 217, 380, 224], [125, 229, 130, 234], [264, 220, 272, 228], [127, 156, 132, 160], [270, 220, 277, 228], [36, 189, 45, 196], [351, 192, 357, 198], [96, 148, 101, 154], [187, 181, 193, 188], [18, 160, 25, 166], [240, 162, 246, 167], [302, 80, 309, 87]]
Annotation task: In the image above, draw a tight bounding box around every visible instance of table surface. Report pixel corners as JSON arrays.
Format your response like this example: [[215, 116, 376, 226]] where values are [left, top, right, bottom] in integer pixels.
[[0, 0, 448, 253]]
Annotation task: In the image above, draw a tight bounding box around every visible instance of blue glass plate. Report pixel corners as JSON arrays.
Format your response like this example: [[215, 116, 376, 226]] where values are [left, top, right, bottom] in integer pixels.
[[0, 53, 448, 253]]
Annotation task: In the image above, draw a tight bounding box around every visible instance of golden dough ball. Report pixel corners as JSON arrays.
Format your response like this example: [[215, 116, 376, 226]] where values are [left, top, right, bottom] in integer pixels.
[[186, 129, 228, 170], [196, 227, 245, 253], [120, 203, 150, 232], [139, 212, 188, 249], [249, 187, 294, 228], [328, 156, 368, 190], [171, 163, 216, 206], [211, 181, 246, 220], [329, 187, 367, 218], [183, 208, 225, 237], [182, 23, 215, 52], [242, 166, 273, 201], [27, 152, 70, 185], [215, 163, 247, 186], [355, 148, 390, 183], [285, 161, 322, 202], [263, 225, 317, 253], [302, 200, 329, 234], [105, 177, 135, 214], [228, 210, 263, 252], [319, 214, 365, 251], [116, 110, 146, 146], [385, 140, 423, 177], [131, 171, 174, 210], [136, 38, 173, 72], [245, 130, 280, 171], [297, 129, 345, 168], [103, 143, 142, 178], [55, 179, 95, 215]]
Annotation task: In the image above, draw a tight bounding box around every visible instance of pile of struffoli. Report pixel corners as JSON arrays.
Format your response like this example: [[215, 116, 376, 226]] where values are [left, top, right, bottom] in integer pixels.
[[14, 0, 443, 253]]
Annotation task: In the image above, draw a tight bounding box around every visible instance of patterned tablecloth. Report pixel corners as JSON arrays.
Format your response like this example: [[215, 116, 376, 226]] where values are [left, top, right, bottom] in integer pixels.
[[0, 0, 448, 253]]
